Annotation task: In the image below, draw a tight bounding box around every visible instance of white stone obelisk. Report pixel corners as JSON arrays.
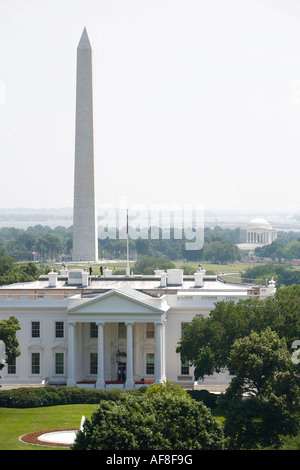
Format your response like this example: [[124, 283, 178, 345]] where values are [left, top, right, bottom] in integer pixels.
[[72, 28, 98, 262]]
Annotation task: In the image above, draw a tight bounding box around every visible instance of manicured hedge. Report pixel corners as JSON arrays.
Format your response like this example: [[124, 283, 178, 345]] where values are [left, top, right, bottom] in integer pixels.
[[0, 385, 218, 409], [0, 385, 122, 408]]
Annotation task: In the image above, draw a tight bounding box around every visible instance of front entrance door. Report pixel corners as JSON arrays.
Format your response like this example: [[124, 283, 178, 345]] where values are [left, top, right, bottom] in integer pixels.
[[117, 363, 126, 381]]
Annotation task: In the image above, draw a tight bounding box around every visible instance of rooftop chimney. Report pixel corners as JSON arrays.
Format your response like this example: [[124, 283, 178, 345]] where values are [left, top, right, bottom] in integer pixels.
[[48, 270, 58, 288], [167, 269, 183, 286]]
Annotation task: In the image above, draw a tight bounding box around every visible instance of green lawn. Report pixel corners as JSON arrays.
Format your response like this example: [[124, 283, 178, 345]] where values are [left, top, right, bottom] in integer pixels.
[[180, 261, 260, 273], [0, 403, 226, 450], [0, 404, 96, 450]]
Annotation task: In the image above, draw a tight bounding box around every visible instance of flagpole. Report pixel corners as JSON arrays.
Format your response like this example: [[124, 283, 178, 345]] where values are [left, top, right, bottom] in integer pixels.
[[126, 209, 130, 276]]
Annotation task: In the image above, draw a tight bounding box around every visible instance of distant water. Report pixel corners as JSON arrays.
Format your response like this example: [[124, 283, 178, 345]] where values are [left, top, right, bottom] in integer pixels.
[[0, 219, 73, 229], [0, 209, 299, 231]]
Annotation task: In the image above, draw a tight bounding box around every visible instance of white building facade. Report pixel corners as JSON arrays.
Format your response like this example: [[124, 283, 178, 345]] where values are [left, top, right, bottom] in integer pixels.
[[0, 268, 276, 391]]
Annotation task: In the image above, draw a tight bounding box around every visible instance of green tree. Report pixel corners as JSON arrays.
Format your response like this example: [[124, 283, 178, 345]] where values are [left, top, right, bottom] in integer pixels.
[[73, 384, 226, 450], [177, 285, 300, 380], [144, 379, 188, 398], [18, 262, 40, 278], [283, 240, 300, 261], [279, 432, 300, 450], [254, 239, 285, 260], [242, 263, 300, 287], [33, 233, 64, 259], [5, 232, 35, 255], [202, 237, 241, 264], [0, 316, 21, 371], [133, 257, 175, 274], [218, 328, 300, 449], [0, 251, 16, 277], [0, 250, 41, 286]]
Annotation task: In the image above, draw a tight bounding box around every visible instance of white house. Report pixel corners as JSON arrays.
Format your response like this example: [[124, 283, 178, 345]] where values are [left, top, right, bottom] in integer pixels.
[[0, 267, 276, 391]]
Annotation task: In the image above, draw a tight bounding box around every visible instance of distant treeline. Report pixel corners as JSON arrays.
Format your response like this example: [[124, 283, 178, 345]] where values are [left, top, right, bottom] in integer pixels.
[[0, 224, 299, 264], [254, 237, 300, 261], [242, 263, 300, 288]]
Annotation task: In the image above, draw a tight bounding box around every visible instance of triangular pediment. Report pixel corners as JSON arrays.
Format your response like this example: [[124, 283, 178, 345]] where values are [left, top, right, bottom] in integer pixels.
[[67, 286, 168, 320]]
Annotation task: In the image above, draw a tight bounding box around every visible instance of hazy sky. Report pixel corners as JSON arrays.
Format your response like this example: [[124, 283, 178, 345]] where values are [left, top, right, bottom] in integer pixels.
[[0, 0, 300, 212]]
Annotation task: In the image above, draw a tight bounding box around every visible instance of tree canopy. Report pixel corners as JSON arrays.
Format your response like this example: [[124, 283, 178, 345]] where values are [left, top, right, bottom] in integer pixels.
[[176, 285, 300, 449], [177, 285, 300, 380], [218, 328, 300, 449], [0, 316, 21, 371], [0, 249, 40, 286], [73, 383, 226, 450], [133, 257, 175, 274], [255, 238, 300, 261], [242, 263, 300, 288], [202, 237, 241, 264]]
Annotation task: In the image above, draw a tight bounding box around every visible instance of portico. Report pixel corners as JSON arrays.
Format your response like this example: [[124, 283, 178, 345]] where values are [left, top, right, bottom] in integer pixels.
[[66, 286, 169, 389], [239, 217, 277, 247]]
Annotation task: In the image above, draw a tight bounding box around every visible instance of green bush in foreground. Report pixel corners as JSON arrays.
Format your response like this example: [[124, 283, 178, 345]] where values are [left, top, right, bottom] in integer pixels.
[[73, 385, 226, 450]]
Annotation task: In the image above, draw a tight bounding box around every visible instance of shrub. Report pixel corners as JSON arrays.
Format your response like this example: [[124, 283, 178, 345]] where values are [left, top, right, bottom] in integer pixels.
[[0, 386, 122, 408], [73, 385, 226, 450]]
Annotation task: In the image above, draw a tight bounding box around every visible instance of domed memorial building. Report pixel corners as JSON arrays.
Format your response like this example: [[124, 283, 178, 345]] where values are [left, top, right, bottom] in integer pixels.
[[239, 217, 277, 250]]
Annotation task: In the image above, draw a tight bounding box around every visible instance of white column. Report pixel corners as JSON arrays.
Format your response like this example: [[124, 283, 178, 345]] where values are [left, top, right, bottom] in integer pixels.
[[155, 322, 164, 385], [96, 322, 105, 389], [162, 320, 166, 382], [78, 322, 83, 380], [67, 322, 76, 387], [125, 322, 134, 389]]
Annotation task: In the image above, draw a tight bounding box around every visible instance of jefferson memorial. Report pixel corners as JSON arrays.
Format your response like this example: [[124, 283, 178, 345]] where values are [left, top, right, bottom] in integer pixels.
[[239, 217, 277, 251]]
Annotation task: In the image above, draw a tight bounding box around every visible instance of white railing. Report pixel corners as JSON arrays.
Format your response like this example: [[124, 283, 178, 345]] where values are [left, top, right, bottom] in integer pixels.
[[0, 294, 70, 302]]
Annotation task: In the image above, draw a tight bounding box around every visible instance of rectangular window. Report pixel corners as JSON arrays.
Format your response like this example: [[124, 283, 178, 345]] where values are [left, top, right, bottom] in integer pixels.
[[90, 353, 98, 375], [146, 353, 155, 375], [90, 322, 98, 338], [55, 321, 64, 338], [31, 321, 40, 338], [118, 322, 126, 339], [146, 323, 155, 338], [181, 322, 188, 337], [31, 353, 40, 374], [7, 357, 16, 374], [180, 323, 190, 375], [55, 353, 64, 374], [181, 359, 189, 375]]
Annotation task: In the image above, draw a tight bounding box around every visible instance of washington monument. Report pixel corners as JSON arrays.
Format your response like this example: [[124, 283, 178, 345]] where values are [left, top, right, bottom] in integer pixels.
[[72, 28, 98, 262]]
